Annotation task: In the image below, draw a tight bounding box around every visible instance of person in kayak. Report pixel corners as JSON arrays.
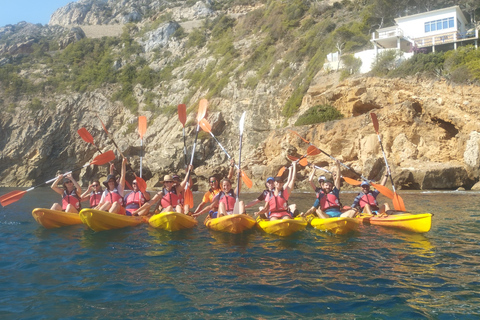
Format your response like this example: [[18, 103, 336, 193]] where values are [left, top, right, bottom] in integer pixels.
[[135, 165, 193, 215], [255, 162, 297, 220], [213, 177, 245, 217], [124, 179, 151, 216], [351, 170, 390, 215], [302, 160, 356, 219], [80, 180, 103, 208], [97, 157, 127, 215], [192, 159, 236, 218], [245, 176, 275, 209], [309, 165, 326, 196], [51, 173, 83, 213]]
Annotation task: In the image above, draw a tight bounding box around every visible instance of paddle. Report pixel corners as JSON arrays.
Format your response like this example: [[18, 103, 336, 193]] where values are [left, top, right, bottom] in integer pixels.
[[189, 99, 208, 166], [287, 155, 331, 173], [233, 111, 246, 214], [370, 112, 406, 211], [277, 145, 320, 177], [138, 116, 147, 178], [177, 104, 193, 209], [0, 151, 115, 207], [96, 115, 147, 194], [178, 104, 188, 167], [199, 118, 253, 188]]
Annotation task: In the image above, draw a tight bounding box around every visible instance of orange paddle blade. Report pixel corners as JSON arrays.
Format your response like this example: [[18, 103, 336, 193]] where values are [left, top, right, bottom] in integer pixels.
[[277, 166, 286, 177], [307, 145, 321, 156], [178, 104, 187, 127], [287, 155, 298, 162], [136, 176, 147, 194], [199, 118, 212, 133], [138, 116, 147, 139], [90, 150, 116, 166], [197, 99, 208, 122], [77, 128, 94, 144], [392, 192, 406, 211], [289, 130, 310, 144], [371, 182, 394, 199], [185, 187, 194, 208], [298, 158, 309, 166], [370, 112, 379, 134], [0, 190, 27, 207], [241, 170, 253, 189], [342, 176, 362, 186]]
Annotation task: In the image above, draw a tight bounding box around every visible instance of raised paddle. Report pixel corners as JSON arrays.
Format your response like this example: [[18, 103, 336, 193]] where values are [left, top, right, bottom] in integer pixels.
[[138, 116, 147, 178], [277, 145, 320, 177], [177, 104, 193, 209], [178, 104, 188, 167], [370, 112, 406, 211], [189, 99, 208, 166], [233, 111, 246, 215], [0, 151, 115, 207], [287, 155, 330, 173], [96, 115, 147, 194], [199, 118, 253, 188]]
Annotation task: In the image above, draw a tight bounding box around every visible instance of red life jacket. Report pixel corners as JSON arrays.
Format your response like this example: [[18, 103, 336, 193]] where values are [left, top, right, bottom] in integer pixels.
[[266, 189, 289, 213], [104, 189, 123, 205], [319, 192, 340, 211], [62, 189, 81, 210], [124, 191, 145, 209], [359, 193, 378, 208], [218, 189, 236, 212], [160, 187, 180, 208], [89, 191, 102, 208]]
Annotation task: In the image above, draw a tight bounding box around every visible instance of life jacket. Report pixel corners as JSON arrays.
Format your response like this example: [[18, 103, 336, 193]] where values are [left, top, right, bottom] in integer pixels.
[[266, 189, 289, 213], [358, 192, 378, 208], [62, 189, 81, 211], [124, 191, 146, 209], [218, 189, 236, 212], [315, 187, 324, 199], [319, 192, 340, 211], [104, 188, 123, 206], [160, 186, 181, 208], [89, 191, 103, 208]]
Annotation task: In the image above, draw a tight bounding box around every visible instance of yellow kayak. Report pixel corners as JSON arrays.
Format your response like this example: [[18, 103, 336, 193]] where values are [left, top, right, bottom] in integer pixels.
[[79, 209, 145, 232], [32, 208, 82, 229], [310, 216, 359, 235], [356, 212, 432, 233], [149, 211, 198, 231], [256, 216, 307, 236], [204, 214, 256, 234]]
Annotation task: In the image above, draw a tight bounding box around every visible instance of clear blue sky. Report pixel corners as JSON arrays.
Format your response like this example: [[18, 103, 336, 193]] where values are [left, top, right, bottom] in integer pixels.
[[0, 0, 79, 27]]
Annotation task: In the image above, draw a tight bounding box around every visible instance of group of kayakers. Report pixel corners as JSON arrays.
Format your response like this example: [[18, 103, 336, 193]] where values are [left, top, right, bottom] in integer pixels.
[[50, 154, 390, 220]]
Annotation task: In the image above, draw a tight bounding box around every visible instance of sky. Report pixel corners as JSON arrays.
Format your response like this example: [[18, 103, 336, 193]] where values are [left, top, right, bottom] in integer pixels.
[[0, 0, 79, 27]]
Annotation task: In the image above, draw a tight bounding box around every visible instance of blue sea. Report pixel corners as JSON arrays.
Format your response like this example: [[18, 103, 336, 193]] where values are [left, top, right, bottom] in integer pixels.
[[0, 188, 479, 319]]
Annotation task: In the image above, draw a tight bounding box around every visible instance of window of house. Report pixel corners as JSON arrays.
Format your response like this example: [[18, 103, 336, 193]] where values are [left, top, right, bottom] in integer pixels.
[[424, 17, 455, 33]]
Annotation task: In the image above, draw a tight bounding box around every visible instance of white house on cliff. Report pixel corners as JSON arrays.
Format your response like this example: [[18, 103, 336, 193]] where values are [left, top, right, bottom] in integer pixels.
[[333, 6, 480, 74]]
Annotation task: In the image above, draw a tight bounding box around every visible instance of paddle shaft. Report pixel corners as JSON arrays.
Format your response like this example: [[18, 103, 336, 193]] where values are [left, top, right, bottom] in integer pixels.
[[189, 124, 200, 166], [376, 134, 397, 193], [182, 127, 188, 167]]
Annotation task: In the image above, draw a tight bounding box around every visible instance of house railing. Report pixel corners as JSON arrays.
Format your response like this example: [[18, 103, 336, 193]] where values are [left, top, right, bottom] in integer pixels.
[[372, 28, 404, 40], [414, 29, 479, 47]]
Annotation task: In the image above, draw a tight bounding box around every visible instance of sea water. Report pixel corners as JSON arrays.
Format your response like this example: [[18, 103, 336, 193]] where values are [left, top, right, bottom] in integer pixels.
[[0, 188, 479, 319]]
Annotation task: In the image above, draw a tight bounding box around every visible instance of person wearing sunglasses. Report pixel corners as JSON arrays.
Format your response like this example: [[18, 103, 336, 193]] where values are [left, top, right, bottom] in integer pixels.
[[124, 179, 150, 216], [192, 159, 236, 218], [134, 165, 193, 215], [97, 158, 127, 215], [80, 180, 103, 208], [50, 173, 82, 213]]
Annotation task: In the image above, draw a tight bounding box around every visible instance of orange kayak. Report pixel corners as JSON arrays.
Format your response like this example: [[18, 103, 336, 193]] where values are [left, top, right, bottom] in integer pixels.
[[32, 208, 82, 229], [204, 214, 256, 234]]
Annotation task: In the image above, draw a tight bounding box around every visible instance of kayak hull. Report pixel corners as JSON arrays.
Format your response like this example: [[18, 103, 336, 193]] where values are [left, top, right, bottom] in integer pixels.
[[79, 209, 145, 232], [32, 208, 82, 229], [149, 211, 198, 231], [204, 214, 256, 234], [310, 217, 360, 235], [256, 216, 307, 236], [357, 213, 432, 233]]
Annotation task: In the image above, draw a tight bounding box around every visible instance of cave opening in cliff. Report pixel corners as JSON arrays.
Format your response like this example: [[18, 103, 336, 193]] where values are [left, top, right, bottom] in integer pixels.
[[431, 117, 459, 140]]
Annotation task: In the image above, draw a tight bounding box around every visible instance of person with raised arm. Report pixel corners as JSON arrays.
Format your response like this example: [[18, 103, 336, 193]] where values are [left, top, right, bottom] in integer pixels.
[[51, 173, 83, 213], [255, 162, 297, 220], [80, 180, 103, 208], [97, 158, 127, 214]]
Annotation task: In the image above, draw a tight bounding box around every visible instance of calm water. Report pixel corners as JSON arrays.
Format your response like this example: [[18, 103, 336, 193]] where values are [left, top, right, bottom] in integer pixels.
[[0, 188, 479, 319]]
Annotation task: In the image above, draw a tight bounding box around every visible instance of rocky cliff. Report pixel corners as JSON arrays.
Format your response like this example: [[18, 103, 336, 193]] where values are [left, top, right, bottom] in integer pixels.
[[1, 0, 480, 192]]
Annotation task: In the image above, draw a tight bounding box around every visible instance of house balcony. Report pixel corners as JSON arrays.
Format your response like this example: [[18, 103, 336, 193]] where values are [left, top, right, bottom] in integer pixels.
[[414, 30, 479, 49], [371, 27, 412, 52]]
